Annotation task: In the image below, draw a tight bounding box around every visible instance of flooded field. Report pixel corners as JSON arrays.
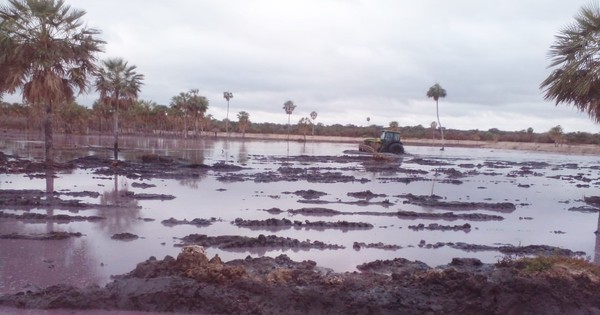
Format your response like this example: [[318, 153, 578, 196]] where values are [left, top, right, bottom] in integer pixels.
[[1, 134, 599, 295]]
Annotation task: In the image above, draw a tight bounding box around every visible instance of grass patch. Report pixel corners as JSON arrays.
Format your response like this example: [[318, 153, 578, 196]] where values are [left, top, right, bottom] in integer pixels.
[[497, 255, 600, 277]]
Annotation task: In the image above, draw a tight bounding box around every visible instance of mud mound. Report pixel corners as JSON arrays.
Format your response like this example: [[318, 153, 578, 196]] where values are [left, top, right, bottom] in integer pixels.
[[399, 193, 517, 212], [177, 233, 345, 250], [4, 250, 600, 314]]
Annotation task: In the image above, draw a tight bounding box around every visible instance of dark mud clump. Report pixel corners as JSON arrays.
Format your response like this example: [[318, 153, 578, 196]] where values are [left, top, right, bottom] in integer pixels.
[[442, 242, 587, 256], [3, 248, 600, 314], [131, 182, 156, 189], [393, 210, 503, 221], [178, 233, 345, 250], [286, 207, 503, 221], [288, 207, 342, 216], [0, 211, 105, 223], [399, 193, 517, 212], [161, 217, 220, 227], [0, 189, 141, 211], [356, 257, 430, 274], [111, 233, 139, 241], [282, 189, 328, 199], [0, 231, 82, 240], [263, 207, 285, 214], [233, 218, 373, 230], [132, 193, 175, 200], [408, 223, 472, 232], [347, 190, 387, 200], [352, 242, 402, 250]]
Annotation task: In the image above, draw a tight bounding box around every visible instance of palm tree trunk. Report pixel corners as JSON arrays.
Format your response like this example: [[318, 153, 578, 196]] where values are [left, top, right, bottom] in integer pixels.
[[287, 114, 291, 140], [113, 95, 119, 160], [44, 103, 54, 164], [436, 100, 445, 150], [183, 114, 188, 139]]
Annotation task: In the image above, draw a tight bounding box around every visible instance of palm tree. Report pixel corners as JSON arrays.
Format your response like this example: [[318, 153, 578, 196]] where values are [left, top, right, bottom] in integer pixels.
[[310, 111, 318, 135], [237, 111, 250, 138], [0, 0, 104, 163], [283, 100, 296, 140], [95, 58, 144, 160], [171, 89, 208, 138], [427, 83, 447, 150], [223, 91, 233, 134], [541, 2, 600, 123]]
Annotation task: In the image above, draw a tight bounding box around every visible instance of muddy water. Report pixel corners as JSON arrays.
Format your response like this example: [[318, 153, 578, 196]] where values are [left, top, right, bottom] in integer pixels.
[[1, 134, 599, 295]]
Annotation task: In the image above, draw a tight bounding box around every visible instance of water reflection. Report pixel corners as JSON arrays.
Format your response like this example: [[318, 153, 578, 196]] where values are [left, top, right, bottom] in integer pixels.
[[98, 175, 141, 235], [238, 140, 248, 164], [0, 238, 102, 294], [594, 212, 600, 265], [45, 170, 55, 233], [0, 169, 102, 294]]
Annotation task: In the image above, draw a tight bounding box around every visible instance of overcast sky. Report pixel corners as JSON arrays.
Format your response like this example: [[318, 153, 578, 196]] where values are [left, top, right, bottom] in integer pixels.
[[6, 0, 600, 133]]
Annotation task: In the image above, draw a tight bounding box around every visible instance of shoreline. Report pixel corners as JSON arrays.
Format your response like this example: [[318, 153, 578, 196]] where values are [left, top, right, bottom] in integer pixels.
[[2, 129, 599, 156]]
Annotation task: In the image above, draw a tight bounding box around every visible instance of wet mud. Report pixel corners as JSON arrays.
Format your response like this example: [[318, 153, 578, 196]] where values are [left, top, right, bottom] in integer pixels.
[[177, 233, 345, 250], [2, 246, 600, 314]]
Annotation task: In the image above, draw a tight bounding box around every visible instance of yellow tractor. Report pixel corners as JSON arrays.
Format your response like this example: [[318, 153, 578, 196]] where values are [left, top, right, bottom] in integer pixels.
[[359, 130, 405, 154]]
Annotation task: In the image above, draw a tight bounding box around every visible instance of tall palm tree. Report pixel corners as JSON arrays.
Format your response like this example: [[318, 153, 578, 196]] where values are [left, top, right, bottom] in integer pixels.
[[541, 2, 600, 123], [223, 91, 233, 134], [0, 0, 104, 163], [427, 83, 447, 150], [310, 111, 317, 135], [283, 100, 296, 140], [95, 58, 144, 160]]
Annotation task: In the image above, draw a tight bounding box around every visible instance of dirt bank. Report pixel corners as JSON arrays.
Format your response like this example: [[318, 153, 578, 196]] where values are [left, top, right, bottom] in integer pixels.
[[1, 246, 600, 314]]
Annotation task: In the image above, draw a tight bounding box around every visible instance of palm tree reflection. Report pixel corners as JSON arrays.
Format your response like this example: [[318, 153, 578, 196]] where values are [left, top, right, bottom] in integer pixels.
[[98, 175, 140, 235], [238, 140, 248, 164], [595, 213, 600, 264], [45, 169, 55, 233]]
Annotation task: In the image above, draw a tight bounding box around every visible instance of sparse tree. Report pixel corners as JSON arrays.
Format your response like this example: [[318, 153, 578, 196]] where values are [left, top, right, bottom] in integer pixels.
[[430, 121, 438, 140], [92, 99, 112, 134], [0, 0, 104, 163], [310, 111, 318, 135], [283, 100, 296, 140], [389, 121, 399, 130], [541, 2, 600, 123], [237, 111, 250, 138], [549, 125, 565, 146], [298, 117, 312, 141], [95, 58, 144, 160], [427, 83, 447, 150]]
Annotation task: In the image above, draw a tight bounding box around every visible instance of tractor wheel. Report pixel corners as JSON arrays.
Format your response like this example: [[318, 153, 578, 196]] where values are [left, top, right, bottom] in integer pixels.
[[388, 143, 404, 154]]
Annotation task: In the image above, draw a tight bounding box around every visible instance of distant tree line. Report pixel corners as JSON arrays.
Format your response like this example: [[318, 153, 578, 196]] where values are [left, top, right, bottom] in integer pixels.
[[1, 101, 598, 145]]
